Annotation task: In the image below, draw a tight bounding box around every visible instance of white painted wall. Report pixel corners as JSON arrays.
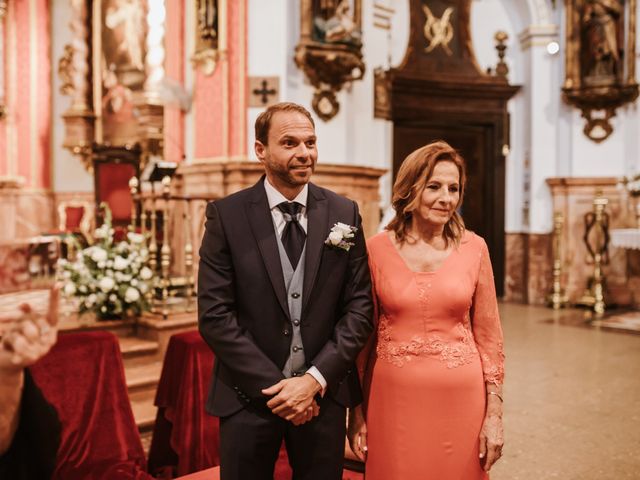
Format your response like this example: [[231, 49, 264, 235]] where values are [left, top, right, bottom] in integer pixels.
[[50, 1, 93, 192], [246, 0, 640, 233]]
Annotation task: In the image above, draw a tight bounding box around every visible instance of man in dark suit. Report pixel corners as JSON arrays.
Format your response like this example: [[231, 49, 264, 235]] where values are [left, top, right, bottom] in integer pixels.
[[198, 102, 374, 480]]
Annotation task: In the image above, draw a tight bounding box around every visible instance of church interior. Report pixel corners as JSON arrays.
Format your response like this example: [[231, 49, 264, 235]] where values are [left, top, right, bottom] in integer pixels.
[[1, 0, 639, 478]]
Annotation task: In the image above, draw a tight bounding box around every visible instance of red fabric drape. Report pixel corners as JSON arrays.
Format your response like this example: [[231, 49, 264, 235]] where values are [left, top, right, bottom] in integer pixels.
[[30, 331, 152, 480], [150, 330, 363, 480], [149, 330, 219, 476]]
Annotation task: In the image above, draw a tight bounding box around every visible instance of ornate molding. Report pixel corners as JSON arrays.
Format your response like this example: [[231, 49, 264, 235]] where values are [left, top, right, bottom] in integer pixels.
[[562, 0, 638, 143], [295, 0, 365, 121]]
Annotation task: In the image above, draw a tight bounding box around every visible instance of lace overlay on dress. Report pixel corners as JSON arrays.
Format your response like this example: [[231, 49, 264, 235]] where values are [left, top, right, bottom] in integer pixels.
[[472, 242, 506, 385], [376, 313, 479, 368]]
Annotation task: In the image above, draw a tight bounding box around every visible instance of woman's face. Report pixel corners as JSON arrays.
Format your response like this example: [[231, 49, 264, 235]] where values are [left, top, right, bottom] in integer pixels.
[[415, 160, 461, 228]]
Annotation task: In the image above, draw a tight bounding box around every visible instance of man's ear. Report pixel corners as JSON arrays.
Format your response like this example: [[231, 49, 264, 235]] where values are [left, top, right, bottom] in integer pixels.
[[255, 140, 266, 163]]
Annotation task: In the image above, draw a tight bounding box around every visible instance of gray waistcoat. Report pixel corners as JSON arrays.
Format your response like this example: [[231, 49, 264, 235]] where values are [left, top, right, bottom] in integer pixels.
[[275, 234, 307, 378]]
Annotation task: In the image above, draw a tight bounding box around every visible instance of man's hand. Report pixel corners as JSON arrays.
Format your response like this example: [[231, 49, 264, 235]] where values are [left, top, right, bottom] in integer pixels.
[[262, 373, 322, 424]]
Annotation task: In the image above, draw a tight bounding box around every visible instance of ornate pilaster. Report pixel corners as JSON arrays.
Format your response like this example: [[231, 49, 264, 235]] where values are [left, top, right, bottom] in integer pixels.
[[134, 0, 166, 158], [0, 0, 7, 119], [60, 0, 94, 165]]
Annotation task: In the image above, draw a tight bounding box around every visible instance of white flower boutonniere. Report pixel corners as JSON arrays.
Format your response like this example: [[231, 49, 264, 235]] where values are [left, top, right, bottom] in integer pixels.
[[325, 222, 358, 251]]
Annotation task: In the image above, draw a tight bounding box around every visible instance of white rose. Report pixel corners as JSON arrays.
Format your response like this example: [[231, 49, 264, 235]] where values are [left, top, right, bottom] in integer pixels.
[[131, 279, 138, 286], [139, 283, 148, 294], [63, 271, 71, 279], [113, 256, 129, 270], [127, 232, 144, 244], [125, 287, 140, 303], [99, 276, 115, 292], [91, 247, 108, 263], [334, 222, 354, 237], [87, 294, 97, 306], [109, 294, 117, 302], [140, 267, 153, 280], [328, 231, 342, 245], [63, 282, 76, 296]]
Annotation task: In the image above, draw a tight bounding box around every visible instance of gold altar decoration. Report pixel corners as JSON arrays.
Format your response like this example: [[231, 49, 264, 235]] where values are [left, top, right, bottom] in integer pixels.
[[191, 0, 223, 76], [422, 4, 454, 55], [546, 211, 569, 309], [494, 31, 509, 78], [295, 0, 365, 121], [0, 0, 7, 120], [577, 192, 610, 316], [60, 0, 166, 170], [562, 0, 638, 143], [129, 175, 203, 319]]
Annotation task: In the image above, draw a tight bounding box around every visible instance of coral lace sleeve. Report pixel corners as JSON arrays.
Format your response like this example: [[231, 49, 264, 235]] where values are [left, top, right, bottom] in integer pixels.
[[471, 239, 505, 386], [357, 256, 379, 408]]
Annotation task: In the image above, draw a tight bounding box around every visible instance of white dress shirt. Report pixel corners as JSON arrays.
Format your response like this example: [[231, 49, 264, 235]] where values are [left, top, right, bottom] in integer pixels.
[[263, 178, 327, 392]]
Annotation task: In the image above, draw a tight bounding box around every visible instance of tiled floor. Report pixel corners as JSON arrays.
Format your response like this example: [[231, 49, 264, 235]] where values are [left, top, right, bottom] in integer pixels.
[[491, 303, 640, 480]]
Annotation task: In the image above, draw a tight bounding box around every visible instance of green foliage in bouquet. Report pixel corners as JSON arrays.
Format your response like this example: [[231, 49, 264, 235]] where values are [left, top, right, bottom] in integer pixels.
[[57, 204, 154, 320]]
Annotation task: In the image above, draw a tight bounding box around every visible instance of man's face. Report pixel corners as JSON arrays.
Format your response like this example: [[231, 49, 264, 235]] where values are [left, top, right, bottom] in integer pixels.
[[255, 111, 318, 191]]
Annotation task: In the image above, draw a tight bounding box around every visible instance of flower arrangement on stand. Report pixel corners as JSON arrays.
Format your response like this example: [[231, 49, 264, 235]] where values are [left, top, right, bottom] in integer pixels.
[[618, 173, 640, 227], [58, 205, 154, 321]]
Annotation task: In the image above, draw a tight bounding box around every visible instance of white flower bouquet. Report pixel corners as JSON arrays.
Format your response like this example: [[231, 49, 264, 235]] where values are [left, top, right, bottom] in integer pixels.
[[58, 205, 153, 321], [619, 173, 640, 197]]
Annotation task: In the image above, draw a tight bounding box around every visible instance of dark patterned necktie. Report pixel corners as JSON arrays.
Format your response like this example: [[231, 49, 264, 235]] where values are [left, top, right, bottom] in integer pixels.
[[277, 201, 306, 269]]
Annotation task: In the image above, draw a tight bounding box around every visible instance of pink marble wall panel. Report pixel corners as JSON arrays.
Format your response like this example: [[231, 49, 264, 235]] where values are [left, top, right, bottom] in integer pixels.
[[2, 0, 51, 188], [194, 68, 224, 158], [164, 0, 185, 163], [35, 0, 51, 188], [193, 0, 247, 160], [227, 0, 247, 157], [504, 233, 526, 303], [15, 0, 31, 182], [527, 234, 552, 305]]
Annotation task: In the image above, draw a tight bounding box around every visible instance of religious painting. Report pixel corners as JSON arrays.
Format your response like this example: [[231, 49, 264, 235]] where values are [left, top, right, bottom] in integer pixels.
[[96, 0, 148, 146], [295, 0, 365, 121], [563, 0, 638, 143], [312, 0, 361, 46]]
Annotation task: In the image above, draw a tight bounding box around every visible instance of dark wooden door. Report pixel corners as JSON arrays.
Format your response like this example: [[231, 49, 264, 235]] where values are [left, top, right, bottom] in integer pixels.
[[393, 121, 505, 296]]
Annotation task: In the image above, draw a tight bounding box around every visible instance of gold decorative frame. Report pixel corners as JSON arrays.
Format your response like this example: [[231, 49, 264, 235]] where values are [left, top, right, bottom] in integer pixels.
[[295, 0, 365, 121], [563, 0, 638, 143], [191, 0, 224, 76]]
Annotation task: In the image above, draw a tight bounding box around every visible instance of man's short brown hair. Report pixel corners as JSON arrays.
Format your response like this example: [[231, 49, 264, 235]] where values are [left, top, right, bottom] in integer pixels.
[[255, 102, 315, 145]]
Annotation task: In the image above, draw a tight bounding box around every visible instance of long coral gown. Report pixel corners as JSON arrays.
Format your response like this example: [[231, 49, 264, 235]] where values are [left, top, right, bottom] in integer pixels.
[[362, 231, 505, 480]]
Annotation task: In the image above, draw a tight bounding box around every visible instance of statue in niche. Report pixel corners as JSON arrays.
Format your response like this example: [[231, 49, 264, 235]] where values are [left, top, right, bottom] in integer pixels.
[[197, 0, 217, 41], [104, 0, 145, 76], [581, 0, 624, 85], [313, 0, 361, 45]]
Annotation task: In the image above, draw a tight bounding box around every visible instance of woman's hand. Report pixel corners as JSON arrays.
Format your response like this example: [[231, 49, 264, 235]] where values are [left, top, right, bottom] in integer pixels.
[[347, 405, 368, 461], [478, 409, 503, 472]]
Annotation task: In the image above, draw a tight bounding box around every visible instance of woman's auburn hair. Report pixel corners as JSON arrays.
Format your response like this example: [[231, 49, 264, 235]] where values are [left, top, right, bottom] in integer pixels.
[[386, 140, 467, 246]]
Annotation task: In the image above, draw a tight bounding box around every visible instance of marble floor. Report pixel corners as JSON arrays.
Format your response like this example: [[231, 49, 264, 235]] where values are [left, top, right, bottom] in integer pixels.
[[491, 303, 640, 480]]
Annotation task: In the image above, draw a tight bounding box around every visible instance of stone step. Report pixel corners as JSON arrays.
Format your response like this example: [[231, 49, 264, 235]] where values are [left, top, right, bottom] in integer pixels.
[[119, 336, 160, 358], [130, 388, 157, 432], [125, 360, 163, 392]]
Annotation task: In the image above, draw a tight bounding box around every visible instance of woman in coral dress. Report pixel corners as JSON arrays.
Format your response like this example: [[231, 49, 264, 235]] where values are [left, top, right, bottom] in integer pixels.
[[348, 141, 505, 479]]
